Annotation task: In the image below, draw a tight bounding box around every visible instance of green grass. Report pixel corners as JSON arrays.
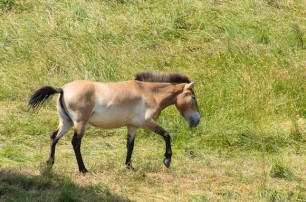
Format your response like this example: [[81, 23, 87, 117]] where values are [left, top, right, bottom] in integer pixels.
[[0, 0, 305, 201]]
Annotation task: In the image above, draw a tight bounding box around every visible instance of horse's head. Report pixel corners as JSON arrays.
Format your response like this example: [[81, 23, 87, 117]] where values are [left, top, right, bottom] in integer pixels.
[[175, 82, 200, 128]]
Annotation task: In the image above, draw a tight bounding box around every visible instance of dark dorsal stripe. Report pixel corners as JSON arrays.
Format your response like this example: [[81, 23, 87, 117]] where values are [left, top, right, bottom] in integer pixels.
[[135, 72, 190, 83]]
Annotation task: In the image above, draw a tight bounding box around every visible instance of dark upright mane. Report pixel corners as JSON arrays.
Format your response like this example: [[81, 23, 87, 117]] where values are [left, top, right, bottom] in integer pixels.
[[135, 72, 191, 83]]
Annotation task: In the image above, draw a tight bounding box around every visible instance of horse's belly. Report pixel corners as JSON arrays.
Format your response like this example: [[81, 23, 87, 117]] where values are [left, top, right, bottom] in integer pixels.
[[88, 107, 144, 129], [89, 94, 146, 129], [89, 110, 127, 129]]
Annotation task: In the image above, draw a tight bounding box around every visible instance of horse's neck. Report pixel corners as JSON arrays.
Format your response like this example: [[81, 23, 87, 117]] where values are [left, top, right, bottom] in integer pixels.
[[149, 83, 185, 110]]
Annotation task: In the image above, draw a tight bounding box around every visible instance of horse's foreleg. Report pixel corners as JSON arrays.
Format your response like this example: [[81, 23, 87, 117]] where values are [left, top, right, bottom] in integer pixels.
[[125, 127, 137, 168], [72, 124, 88, 173], [145, 120, 172, 168]]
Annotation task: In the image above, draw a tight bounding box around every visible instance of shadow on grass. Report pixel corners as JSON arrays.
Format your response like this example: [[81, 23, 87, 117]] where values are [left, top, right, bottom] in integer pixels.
[[0, 168, 132, 202]]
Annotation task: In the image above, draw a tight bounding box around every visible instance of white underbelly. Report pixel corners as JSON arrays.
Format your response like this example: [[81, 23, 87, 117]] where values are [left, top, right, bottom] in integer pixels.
[[88, 103, 146, 129], [89, 109, 131, 129]]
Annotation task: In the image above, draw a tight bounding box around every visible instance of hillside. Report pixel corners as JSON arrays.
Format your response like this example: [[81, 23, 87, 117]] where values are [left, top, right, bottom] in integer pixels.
[[0, 0, 305, 201]]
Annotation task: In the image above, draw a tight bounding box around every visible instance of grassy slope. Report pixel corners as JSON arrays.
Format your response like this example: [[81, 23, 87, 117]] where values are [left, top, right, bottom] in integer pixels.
[[0, 0, 305, 201]]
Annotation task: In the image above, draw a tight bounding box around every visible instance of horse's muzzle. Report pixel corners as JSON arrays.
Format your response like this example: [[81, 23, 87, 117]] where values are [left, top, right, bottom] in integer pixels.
[[188, 114, 200, 128]]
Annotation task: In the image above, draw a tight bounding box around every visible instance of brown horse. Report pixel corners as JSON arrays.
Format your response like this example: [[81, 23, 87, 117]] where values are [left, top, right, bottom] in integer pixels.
[[29, 72, 200, 173]]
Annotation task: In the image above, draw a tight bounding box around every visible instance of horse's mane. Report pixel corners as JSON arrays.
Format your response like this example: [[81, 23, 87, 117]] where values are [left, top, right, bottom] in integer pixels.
[[135, 72, 190, 83]]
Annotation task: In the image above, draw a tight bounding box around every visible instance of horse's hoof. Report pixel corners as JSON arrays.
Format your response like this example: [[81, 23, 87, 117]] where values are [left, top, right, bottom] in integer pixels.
[[46, 159, 54, 165], [126, 162, 136, 171], [163, 158, 171, 168], [126, 162, 132, 169], [80, 168, 89, 174]]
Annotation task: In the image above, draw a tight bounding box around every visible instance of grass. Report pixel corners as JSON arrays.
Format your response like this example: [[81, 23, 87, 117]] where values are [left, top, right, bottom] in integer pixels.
[[270, 161, 297, 181], [0, 0, 305, 201], [0, 168, 130, 201]]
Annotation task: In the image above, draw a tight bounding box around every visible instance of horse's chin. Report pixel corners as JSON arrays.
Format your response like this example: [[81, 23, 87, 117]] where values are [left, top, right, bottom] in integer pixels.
[[188, 122, 199, 128]]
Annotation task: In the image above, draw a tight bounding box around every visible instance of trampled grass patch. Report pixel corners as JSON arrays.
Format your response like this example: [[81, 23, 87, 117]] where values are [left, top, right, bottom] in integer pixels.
[[0, 0, 305, 201]]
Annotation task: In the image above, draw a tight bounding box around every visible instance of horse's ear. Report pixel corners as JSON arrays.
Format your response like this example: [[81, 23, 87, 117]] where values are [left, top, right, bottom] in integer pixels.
[[184, 82, 195, 89]]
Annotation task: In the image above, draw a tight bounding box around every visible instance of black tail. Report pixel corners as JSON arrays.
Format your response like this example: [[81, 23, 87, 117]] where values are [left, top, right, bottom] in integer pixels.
[[29, 86, 63, 110]]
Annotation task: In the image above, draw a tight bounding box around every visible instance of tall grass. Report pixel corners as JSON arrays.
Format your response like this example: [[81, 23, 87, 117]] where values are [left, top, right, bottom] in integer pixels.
[[0, 0, 305, 201]]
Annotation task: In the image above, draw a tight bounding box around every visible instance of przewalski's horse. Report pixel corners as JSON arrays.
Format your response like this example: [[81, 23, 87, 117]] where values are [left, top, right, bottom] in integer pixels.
[[29, 72, 200, 173]]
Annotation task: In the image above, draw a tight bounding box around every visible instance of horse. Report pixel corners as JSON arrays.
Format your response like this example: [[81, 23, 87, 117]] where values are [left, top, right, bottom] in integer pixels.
[[29, 72, 200, 173]]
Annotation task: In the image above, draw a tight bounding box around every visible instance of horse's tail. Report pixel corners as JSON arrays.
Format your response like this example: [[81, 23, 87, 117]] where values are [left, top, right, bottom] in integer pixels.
[[29, 86, 63, 110]]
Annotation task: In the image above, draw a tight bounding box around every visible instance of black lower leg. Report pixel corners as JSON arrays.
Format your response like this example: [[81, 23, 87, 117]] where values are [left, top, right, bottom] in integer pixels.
[[72, 132, 87, 173], [154, 126, 172, 168], [47, 129, 59, 165], [164, 136, 172, 157], [125, 136, 135, 166], [163, 133, 172, 168]]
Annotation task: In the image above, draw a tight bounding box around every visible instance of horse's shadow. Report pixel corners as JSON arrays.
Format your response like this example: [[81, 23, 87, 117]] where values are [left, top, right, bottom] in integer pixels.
[[0, 167, 132, 202]]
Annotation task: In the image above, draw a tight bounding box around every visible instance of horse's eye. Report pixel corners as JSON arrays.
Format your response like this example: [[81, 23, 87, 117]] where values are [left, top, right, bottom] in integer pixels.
[[191, 95, 196, 100]]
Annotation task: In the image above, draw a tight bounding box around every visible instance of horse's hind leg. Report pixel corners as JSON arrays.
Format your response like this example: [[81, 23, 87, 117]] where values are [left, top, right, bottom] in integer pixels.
[[72, 122, 88, 173], [125, 126, 137, 168], [47, 118, 73, 165]]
